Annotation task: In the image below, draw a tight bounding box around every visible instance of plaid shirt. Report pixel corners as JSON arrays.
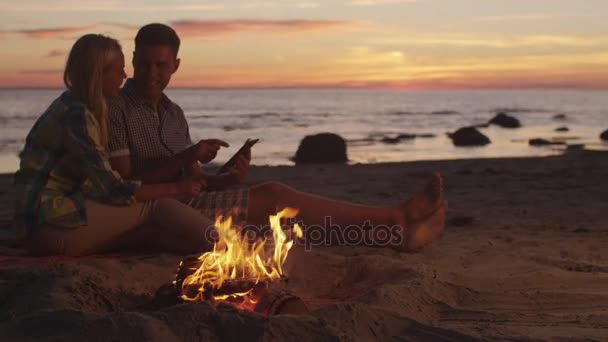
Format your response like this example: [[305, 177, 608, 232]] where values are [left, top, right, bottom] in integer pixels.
[[8, 91, 141, 240], [107, 79, 192, 164]]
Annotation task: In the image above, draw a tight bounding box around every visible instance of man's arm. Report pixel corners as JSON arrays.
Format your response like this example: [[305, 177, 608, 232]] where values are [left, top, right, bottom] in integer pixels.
[[110, 140, 229, 183]]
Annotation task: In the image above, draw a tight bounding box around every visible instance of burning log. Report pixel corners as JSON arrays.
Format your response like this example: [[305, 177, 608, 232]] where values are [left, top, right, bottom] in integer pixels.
[[156, 255, 308, 315], [158, 206, 309, 316], [253, 288, 308, 315]]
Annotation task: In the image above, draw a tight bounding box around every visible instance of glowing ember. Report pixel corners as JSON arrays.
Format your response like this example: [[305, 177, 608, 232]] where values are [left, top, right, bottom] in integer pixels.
[[180, 208, 303, 310]]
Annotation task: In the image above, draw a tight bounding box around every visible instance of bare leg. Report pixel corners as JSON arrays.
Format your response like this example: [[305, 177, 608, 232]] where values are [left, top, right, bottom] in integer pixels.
[[246, 173, 444, 250], [247, 173, 442, 228], [248, 182, 394, 227]]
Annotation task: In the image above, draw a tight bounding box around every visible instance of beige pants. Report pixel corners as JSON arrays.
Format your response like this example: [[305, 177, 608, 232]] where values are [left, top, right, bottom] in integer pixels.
[[26, 198, 216, 256]]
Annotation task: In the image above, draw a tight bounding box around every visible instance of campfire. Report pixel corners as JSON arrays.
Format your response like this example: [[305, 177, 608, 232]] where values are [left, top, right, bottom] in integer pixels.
[[163, 208, 307, 315]]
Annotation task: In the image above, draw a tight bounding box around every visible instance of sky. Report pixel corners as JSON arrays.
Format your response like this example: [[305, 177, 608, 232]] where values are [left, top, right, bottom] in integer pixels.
[[1, 0, 608, 89]]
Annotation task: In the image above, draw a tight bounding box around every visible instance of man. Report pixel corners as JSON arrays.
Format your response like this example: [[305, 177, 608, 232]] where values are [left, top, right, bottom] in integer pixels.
[[108, 23, 251, 224], [108, 24, 246, 187], [107, 23, 448, 253]]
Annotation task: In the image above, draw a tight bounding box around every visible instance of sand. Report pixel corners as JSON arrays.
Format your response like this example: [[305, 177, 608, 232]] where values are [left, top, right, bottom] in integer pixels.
[[0, 150, 607, 341]]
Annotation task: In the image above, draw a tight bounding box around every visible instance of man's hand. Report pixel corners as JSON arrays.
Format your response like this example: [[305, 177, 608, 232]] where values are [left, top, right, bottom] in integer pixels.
[[192, 139, 229, 164], [225, 150, 251, 183]]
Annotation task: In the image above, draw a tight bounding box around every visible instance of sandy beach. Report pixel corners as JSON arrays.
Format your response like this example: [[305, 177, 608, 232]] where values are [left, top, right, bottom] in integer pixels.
[[0, 150, 607, 341]]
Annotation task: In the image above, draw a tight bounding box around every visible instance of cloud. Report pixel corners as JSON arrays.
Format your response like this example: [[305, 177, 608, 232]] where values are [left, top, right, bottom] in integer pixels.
[[349, 0, 417, 6], [168, 19, 360, 37], [19, 69, 63, 75], [47, 49, 67, 58], [2, 0, 317, 12], [3, 0, 122, 12], [294, 2, 320, 8], [473, 13, 586, 22], [0, 19, 358, 41], [8, 25, 96, 39], [475, 14, 554, 22], [371, 33, 608, 49]]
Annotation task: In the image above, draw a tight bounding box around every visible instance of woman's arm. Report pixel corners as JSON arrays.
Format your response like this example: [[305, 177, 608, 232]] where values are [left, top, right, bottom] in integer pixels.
[[66, 107, 202, 203], [134, 179, 203, 201]]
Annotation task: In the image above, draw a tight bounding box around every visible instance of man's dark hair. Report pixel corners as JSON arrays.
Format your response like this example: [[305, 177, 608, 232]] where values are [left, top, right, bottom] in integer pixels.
[[134, 23, 180, 56]]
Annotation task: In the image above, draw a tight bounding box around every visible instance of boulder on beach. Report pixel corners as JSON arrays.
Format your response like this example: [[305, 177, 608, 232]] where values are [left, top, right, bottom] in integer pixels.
[[601, 129, 608, 141], [294, 133, 348, 164], [555, 127, 570, 132], [489, 112, 521, 128], [448, 127, 491, 147]]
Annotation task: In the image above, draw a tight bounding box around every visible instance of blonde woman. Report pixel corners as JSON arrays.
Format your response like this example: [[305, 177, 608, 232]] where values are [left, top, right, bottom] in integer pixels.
[[13, 34, 214, 256]]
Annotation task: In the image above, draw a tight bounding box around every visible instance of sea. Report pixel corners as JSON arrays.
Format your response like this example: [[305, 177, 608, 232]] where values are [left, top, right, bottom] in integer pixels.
[[1, 89, 607, 173]]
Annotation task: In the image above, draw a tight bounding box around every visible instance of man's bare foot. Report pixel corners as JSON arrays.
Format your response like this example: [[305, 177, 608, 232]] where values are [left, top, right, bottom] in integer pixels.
[[395, 200, 447, 252], [394, 172, 443, 224]]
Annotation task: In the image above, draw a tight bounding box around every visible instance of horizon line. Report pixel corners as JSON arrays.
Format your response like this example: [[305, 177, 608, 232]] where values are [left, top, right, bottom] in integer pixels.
[[1, 85, 608, 91]]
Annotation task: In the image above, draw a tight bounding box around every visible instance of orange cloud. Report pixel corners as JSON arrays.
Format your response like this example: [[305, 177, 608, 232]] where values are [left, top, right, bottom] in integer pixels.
[[350, 0, 417, 5], [9, 25, 95, 39], [0, 70, 63, 88], [1, 19, 359, 41], [47, 49, 66, 58], [168, 19, 360, 37], [19, 69, 63, 75]]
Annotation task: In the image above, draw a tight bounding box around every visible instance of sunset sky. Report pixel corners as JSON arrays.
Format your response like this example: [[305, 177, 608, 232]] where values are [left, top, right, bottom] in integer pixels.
[[1, 0, 608, 89]]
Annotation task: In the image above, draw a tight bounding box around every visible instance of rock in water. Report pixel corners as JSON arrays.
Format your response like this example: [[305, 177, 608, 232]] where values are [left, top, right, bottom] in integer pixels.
[[448, 127, 491, 146], [489, 112, 521, 128], [294, 133, 348, 164], [529, 138, 565, 146], [553, 113, 567, 120]]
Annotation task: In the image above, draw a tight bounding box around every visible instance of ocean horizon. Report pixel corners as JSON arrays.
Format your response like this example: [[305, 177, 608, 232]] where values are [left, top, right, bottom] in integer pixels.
[[1, 88, 607, 173]]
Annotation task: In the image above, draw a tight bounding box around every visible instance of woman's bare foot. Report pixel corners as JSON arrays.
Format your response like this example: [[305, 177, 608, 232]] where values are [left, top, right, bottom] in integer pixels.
[[395, 200, 447, 252], [394, 172, 443, 224]]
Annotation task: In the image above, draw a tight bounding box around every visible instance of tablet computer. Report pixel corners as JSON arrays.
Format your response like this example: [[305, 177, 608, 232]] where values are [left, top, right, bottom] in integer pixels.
[[217, 138, 259, 175]]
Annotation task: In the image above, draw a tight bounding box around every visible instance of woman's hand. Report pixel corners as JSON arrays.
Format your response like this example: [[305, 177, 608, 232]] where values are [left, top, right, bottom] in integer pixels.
[[178, 178, 207, 196]]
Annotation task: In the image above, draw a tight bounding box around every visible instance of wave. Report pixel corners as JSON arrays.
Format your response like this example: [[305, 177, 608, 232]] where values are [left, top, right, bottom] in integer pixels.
[[242, 112, 282, 118], [386, 110, 460, 116], [0, 115, 41, 121], [222, 124, 254, 131], [431, 110, 460, 116], [493, 107, 554, 114], [188, 114, 217, 119]]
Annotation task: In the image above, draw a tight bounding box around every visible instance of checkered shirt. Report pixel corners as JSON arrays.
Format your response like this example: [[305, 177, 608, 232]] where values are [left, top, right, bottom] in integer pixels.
[[107, 79, 192, 164], [106, 80, 251, 226], [8, 91, 140, 240]]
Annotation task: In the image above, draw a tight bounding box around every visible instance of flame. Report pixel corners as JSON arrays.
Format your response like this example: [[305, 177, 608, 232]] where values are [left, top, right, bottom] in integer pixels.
[[181, 207, 302, 309]]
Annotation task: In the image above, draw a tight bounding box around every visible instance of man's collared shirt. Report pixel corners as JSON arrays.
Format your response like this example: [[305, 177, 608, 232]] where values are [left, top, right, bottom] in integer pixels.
[[107, 79, 193, 165]]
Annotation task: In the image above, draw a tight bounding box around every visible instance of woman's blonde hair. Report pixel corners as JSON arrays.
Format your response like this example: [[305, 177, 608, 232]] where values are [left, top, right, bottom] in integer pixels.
[[64, 34, 122, 147]]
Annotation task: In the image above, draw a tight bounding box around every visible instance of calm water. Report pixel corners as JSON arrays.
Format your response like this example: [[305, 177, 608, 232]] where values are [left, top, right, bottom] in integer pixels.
[[1, 89, 607, 173]]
